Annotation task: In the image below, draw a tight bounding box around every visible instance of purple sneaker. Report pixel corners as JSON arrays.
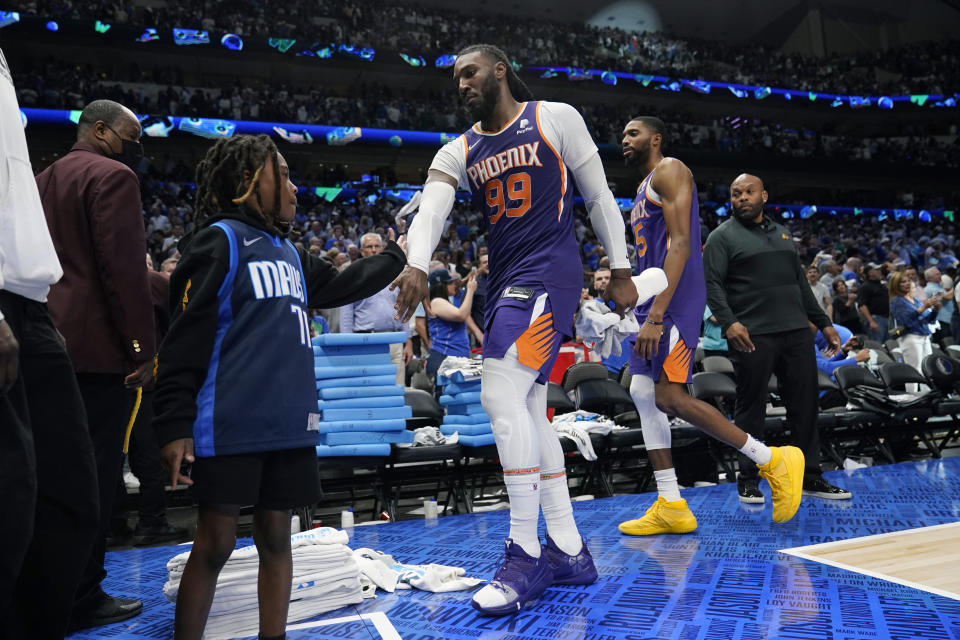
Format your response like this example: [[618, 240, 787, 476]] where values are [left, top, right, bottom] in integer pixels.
[[542, 535, 598, 585], [470, 539, 553, 616]]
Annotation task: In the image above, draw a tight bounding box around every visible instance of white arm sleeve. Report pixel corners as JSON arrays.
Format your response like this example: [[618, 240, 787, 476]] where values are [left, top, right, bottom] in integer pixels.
[[539, 102, 630, 270], [405, 180, 456, 274], [573, 155, 631, 270]]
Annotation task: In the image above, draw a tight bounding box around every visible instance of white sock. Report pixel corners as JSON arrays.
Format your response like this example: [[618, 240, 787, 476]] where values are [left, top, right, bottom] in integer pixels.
[[528, 382, 582, 556], [654, 468, 682, 502], [503, 471, 542, 557], [539, 470, 582, 555], [739, 434, 772, 466]]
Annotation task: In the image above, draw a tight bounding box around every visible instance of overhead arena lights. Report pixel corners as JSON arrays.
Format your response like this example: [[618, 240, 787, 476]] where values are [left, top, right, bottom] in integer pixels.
[[528, 66, 958, 110], [435, 54, 456, 68], [221, 33, 243, 51], [136, 27, 158, 42], [173, 28, 209, 45], [0, 11, 19, 28], [400, 53, 426, 67]]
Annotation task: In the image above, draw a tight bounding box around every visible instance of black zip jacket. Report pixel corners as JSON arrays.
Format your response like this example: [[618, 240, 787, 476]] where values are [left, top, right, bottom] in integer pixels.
[[703, 214, 829, 336]]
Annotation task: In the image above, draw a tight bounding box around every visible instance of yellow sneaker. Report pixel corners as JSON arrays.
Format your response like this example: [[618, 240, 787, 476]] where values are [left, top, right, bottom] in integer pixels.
[[618, 496, 698, 536], [758, 446, 804, 523]]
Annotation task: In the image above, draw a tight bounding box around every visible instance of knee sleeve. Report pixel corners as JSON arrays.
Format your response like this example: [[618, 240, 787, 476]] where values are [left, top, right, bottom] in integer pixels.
[[630, 374, 672, 450], [527, 382, 565, 473], [481, 347, 540, 470]]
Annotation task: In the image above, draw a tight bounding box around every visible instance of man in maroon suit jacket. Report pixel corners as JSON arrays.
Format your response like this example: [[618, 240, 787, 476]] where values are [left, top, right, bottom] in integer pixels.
[[36, 99, 155, 631]]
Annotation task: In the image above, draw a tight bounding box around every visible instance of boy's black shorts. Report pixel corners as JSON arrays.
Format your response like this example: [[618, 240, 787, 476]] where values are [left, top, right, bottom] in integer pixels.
[[191, 446, 321, 510]]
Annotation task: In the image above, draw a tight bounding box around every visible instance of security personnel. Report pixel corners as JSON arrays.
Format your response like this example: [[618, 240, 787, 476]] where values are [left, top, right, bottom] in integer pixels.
[[704, 174, 852, 504]]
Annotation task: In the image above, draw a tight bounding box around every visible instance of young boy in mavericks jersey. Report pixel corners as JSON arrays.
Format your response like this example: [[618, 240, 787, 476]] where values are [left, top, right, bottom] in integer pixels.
[[152, 135, 404, 639]]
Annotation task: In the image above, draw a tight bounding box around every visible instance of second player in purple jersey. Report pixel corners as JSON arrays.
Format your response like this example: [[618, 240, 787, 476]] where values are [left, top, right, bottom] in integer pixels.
[[631, 166, 706, 348]]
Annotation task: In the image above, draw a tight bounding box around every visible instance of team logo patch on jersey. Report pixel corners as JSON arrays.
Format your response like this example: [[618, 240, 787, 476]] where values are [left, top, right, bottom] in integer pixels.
[[516, 118, 533, 135]]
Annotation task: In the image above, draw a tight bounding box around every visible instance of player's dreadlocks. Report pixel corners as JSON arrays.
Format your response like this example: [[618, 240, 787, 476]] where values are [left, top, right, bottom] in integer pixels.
[[194, 134, 286, 234], [457, 44, 534, 102]]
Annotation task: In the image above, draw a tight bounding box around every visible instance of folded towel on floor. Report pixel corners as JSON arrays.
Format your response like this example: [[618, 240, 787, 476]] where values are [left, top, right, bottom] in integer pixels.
[[352, 548, 483, 593]]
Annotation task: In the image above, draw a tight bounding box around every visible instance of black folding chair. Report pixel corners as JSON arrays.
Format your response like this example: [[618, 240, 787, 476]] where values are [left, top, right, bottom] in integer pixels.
[[921, 354, 960, 452]]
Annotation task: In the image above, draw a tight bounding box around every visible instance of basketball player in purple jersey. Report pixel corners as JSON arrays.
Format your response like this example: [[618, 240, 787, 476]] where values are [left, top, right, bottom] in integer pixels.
[[392, 44, 639, 615], [617, 117, 805, 536]]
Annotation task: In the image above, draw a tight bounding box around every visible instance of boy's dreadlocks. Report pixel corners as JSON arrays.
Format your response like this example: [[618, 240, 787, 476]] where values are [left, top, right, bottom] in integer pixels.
[[457, 44, 534, 102], [194, 134, 286, 234]]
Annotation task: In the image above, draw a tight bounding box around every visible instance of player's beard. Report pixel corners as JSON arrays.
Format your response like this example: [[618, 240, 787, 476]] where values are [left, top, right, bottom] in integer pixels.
[[465, 72, 501, 122], [624, 138, 651, 167]]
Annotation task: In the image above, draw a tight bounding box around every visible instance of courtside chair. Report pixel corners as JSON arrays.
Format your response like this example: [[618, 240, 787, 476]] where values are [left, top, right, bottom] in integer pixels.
[[547, 382, 575, 413], [877, 362, 942, 458], [921, 354, 960, 452], [687, 371, 739, 478], [701, 355, 735, 379], [373, 389, 465, 520], [833, 365, 908, 463]]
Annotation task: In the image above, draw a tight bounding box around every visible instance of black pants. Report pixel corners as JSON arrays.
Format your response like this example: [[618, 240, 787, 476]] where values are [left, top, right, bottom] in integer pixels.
[[117, 389, 168, 528], [730, 328, 822, 480], [74, 374, 136, 611], [0, 292, 99, 639]]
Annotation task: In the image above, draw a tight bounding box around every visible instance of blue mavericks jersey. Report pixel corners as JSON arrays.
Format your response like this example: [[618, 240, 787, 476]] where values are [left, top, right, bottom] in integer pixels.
[[194, 219, 318, 456], [462, 101, 582, 334]]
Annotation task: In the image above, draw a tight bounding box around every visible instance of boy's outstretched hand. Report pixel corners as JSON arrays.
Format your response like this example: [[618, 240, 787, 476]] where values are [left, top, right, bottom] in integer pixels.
[[161, 437, 195, 489], [391, 266, 428, 322]]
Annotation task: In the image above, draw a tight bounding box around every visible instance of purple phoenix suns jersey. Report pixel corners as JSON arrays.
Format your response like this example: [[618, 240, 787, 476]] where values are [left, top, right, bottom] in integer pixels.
[[631, 163, 706, 345], [461, 101, 582, 335]]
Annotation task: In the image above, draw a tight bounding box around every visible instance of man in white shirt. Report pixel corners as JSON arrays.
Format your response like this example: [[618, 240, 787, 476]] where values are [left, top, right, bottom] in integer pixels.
[[0, 47, 99, 638]]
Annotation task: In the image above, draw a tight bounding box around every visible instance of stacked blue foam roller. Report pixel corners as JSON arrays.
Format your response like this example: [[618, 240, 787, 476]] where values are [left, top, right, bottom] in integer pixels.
[[437, 372, 494, 447], [313, 332, 413, 457]]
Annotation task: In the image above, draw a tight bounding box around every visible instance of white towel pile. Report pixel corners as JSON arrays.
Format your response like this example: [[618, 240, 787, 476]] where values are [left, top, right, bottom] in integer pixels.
[[163, 528, 364, 640], [551, 410, 619, 461]]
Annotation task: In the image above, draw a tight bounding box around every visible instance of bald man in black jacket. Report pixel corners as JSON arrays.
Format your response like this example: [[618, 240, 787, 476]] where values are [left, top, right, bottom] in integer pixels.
[[704, 174, 852, 504]]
